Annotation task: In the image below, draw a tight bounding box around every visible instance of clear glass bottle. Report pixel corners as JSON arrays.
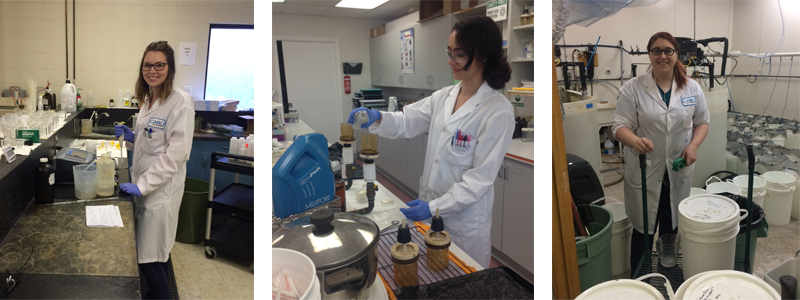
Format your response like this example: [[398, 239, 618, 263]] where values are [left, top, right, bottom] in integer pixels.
[[96, 153, 115, 197]]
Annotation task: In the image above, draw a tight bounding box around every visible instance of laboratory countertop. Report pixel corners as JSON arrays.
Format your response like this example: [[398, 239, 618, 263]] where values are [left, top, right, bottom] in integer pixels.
[[344, 179, 483, 272], [78, 130, 246, 141], [0, 195, 140, 299], [284, 120, 533, 165]]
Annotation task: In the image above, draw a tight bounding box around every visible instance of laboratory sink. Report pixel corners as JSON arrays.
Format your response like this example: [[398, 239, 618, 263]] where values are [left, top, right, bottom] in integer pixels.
[[92, 126, 115, 135]]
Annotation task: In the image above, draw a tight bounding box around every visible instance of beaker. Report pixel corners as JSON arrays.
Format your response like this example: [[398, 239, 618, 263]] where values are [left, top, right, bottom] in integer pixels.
[[657, 234, 680, 268], [81, 119, 92, 135], [73, 164, 98, 200], [360, 133, 378, 155], [353, 110, 369, 128], [340, 123, 355, 141]]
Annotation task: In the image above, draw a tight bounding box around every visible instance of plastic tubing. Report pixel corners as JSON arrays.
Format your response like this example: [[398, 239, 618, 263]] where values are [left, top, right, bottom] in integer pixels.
[[741, 0, 784, 59]]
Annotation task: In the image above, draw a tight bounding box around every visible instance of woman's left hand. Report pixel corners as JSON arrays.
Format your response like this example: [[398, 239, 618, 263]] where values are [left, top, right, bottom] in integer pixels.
[[682, 145, 698, 166]]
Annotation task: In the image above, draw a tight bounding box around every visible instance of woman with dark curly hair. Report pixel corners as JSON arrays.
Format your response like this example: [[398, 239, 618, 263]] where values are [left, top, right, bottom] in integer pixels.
[[347, 15, 514, 268]]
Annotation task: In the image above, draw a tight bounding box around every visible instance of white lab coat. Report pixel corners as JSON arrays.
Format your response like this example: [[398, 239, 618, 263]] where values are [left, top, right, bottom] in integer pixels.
[[129, 87, 194, 264], [370, 81, 514, 268], [612, 69, 710, 234]]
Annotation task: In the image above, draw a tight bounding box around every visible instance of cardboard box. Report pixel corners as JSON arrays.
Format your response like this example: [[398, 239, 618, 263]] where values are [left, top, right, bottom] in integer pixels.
[[421, 0, 477, 21], [444, 0, 477, 14], [240, 115, 254, 134], [370, 25, 386, 38]]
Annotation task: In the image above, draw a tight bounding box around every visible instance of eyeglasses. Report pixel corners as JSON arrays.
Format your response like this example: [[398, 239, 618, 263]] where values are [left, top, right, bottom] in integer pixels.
[[445, 49, 469, 64], [142, 62, 168, 71], [649, 48, 676, 56]]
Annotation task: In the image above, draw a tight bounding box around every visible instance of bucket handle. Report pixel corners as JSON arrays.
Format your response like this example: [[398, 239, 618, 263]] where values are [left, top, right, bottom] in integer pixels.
[[706, 176, 723, 187], [691, 209, 749, 235], [635, 273, 675, 300]]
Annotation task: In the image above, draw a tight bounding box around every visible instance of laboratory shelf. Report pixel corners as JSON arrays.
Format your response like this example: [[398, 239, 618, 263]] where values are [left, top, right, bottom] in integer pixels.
[[204, 151, 254, 264], [512, 24, 534, 30], [211, 183, 254, 218], [205, 215, 254, 260]]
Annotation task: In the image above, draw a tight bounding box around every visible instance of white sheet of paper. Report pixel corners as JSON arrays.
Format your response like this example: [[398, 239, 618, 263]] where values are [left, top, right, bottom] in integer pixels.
[[86, 205, 124, 227], [179, 42, 196, 66]]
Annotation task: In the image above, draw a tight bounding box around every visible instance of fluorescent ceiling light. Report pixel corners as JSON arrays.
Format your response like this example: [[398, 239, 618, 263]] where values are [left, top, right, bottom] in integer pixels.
[[273, 0, 285, 3], [335, 0, 389, 9]]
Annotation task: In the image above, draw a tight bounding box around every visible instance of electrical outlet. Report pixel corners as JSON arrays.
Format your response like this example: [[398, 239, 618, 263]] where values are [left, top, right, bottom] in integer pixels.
[[605, 70, 611, 75]]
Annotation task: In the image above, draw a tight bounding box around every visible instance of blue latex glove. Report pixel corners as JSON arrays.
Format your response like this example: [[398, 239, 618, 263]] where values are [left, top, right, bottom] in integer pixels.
[[399, 199, 432, 221], [119, 183, 142, 196], [115, 125, 134, 143], [347, 107, 382, 129]]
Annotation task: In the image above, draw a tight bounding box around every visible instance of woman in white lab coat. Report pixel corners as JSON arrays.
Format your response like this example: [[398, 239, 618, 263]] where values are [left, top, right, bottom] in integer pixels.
[[612, 32, 709, 276], [116, 41, 194, 299], [348, 16, 515, 268]]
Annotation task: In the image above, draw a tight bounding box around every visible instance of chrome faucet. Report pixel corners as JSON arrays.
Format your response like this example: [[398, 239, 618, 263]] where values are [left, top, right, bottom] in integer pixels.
[[92, 111, 110, 127]]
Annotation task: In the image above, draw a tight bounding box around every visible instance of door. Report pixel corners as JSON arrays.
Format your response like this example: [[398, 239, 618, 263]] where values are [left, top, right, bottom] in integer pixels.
[[491, 162, 505, 250], [276, 39, 343, 144]]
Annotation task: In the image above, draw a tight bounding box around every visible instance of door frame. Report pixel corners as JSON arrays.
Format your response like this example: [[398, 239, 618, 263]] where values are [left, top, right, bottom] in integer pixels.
[[272, 36, 345, 126]]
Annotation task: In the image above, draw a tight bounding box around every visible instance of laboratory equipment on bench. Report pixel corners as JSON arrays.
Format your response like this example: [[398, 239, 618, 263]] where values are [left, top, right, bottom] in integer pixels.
[[424, 209, 451, 272], [392, 219, 420, 287], [60, 80, 76, 113], [96, 153, 115, 197], [54, 147, 96, 183], [35, 158, 55, 204], [272, 133, 335, 218], [339, 123, 356, 190], [352, 133, 379, 215], [73, 164, 98, 200]]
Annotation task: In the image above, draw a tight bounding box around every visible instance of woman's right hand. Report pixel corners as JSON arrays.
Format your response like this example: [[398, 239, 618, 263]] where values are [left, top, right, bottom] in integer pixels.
[[634, 137, 654, 154], [347, 107, 382, 128]]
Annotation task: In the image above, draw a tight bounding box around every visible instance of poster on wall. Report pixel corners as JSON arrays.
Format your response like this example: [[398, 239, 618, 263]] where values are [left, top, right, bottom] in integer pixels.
[[401, 28, 414, 74]]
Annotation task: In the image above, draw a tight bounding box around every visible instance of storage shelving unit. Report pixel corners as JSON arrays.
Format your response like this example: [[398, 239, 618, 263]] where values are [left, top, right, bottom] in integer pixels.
[[204, 152, 254, 268]]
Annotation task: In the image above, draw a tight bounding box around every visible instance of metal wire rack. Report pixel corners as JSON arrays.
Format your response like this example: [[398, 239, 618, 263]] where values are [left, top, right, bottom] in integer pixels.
[[376, 225, 472, 294], [633, 252, 749, 299], [271, 197, 342, 232]]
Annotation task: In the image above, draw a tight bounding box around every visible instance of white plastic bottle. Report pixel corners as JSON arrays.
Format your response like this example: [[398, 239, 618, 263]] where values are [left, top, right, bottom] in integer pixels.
[[60, 80, 76, 113], [604, 138, 615, 155], [239, 143, 247, 157], [96, 153, 115, 197], [229, 137, 238, 155], [87, 89, 94, 108], [247, 137, 254, 157], [123, 90, 131, 108], [117, 90, 123, 107]]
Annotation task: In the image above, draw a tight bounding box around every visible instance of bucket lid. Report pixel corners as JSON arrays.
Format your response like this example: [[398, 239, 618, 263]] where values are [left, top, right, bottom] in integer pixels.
[[732, 175, 766, 189], [604, 203, 628, 223], [763, 171, 796, 184], [575, 279, 664, 300], [680, 270, 780, 299], [690, 188, 709, 196], [679, 195, 740, 224], [706, 182, 741, 195]]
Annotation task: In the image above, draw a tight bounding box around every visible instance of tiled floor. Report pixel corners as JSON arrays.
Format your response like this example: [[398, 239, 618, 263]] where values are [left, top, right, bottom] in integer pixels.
[[171, 241, 254, 300], [601, 154, 800, 280]]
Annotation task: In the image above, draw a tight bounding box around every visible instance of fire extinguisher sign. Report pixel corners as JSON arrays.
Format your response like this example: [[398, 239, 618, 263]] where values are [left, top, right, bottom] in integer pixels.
[[344, 75, 351, 94]]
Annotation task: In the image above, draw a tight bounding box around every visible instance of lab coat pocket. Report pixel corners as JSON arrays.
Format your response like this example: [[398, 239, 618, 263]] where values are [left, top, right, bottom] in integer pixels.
[[142, 131, 167, 155], [445, 144, 474, 167]]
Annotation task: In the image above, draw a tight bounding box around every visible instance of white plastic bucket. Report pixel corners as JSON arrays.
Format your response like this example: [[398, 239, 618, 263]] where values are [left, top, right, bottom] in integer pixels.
[[731, 175, 767, 208], [764, 256, 800, 298], [273, 248, 321, 300], [787, 131, 800, 149], [575, 273, 671, 300], [705, 176, 742, 195], [762, 171, 797, 226], [783, 170, 800, 220], [690, 188, 708, 196], [605, 203, 632, 276], [678, 195, 747, 280], [676, 270, 780, 299]]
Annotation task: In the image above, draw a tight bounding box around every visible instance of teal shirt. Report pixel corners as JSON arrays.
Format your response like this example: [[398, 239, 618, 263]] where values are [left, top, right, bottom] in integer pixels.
[[657, 86, 671, 106]]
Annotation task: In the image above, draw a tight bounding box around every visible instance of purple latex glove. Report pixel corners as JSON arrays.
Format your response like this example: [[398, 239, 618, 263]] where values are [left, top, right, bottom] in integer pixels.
[[399, 199, 432, 221], [119, 183, 142, 196], [115, 125, 134, 143]]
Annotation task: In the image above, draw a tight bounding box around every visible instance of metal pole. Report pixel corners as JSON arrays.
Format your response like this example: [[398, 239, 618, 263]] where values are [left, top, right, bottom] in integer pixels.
[[64, 0, 68, 79], [620, 40, 624, 86]]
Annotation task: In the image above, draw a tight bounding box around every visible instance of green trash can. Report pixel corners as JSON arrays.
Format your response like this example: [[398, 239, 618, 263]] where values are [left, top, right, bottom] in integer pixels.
[[176, 178, 214, 244], [735, 202, 769, 271], [575, 205, 613, 292]]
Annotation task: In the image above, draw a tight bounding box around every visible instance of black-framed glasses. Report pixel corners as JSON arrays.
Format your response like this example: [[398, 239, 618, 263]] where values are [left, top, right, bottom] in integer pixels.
[[445, 48, 469, 64], [649, 48, 676, 56], [142, 62, 168, 71]]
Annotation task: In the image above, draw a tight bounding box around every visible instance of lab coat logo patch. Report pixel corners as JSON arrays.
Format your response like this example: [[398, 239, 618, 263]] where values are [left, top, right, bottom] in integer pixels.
[[148, 118, 167, 130], [681, 96, 696, 107], [451, 130, 473, 151]]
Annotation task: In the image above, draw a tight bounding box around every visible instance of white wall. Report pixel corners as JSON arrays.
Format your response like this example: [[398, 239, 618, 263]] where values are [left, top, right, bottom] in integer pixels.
[[272, 14, 388, 124], [557, 0, 799, 120], [0, 0, 254, 102]]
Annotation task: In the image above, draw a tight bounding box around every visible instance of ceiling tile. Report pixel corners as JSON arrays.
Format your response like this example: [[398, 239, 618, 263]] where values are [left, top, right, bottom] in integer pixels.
[[272, 3, 284, 13], [359, 9, 404, 20], [323, 7, 369, 18], [285, 0, 339, 7], [281, 3, 330, 15], [374, 0, 417, 13]]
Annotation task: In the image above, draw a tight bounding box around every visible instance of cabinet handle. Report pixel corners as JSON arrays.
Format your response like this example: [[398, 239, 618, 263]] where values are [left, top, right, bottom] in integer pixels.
[[399, 74, 402, 83], [504, 166, 509, 181], [498, 168, 504, 179]]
